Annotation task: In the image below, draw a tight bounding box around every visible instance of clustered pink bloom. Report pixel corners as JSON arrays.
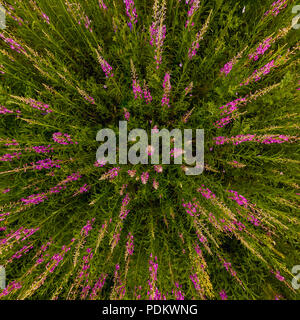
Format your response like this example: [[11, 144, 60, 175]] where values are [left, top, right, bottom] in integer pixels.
[[264, 0, 288, 17], [2, 188, 11, 194], [34, 240, 53, 265], [0, 106, 21, 115], [182, 199, 200, 217], [41, 13, 50, 24], [153, 179, 159, 190], [31, 158, 61, 170], [246, 214, 261, 227], [126, 232, 134, 255], [141, 171, 149, 184], [127, 169, 136, 177], [4, 139, 18, 146], [185, 0, 200, 28], [189, 273, 204, 296], [21, 193, 48, 205], [172, 282, 185, 300], [147, 254, 166, 300], [31, 145, 54, 154], [0, 33, 26, 54], [146, 145, 155, 156], [107, 167, 121, 180], [123, 0, 138, 24], [52, 132, 78, 145], [90, 274, 107, 300], [214, 96, 248, 128], [0, 212, 11, 222], [214, 134, 297, 145], [249, 37, 272, 61], [214, 95, 247, 126], [241, 60, 276, 86], [222, 259, 237, 277], [154, 165, 163, 173], [124, 108, 130, 120], [0, 152, 22, 161], [220, 60, 235, 76], [132, 79, 142, 99], [227, 190, 248, 208], [98, 0, 108, 10], [143, 84, 152, 104], [8, 244, 34, 263], [60, 172, 82, 184], [78, 248, 94, 299], [111, 231, 121, 251], [79, 184, 91, 194], [120, 184, 128, 195], [197, 185, 216, 199], [0, 227, 39, 247], [271, 270, 285, 282], [6, 5, 24, 26], [47, 244, 71, 273], [94, 158, 107, 167], [120, 193, 130, 220], [0, 64, 5, 74], [0, 281, 22, 298], [81, 219, 95, 237], [162, 73, 171, 108], [219, 290, 228, 300], [188, 13, 211, 60], [98, 56, 114, 78], [20, 172, 82, 205], [84, 95, 95, 104]]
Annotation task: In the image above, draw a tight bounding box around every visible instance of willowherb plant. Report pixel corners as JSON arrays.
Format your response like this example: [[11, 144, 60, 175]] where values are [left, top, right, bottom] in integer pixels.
[[0, 0, 299, 301]]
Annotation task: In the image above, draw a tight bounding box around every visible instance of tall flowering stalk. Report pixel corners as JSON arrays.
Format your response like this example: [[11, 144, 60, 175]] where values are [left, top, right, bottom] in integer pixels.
[[214, 83, 280, 128], [119, 194, 131, 220], [147, 254, 166, 300], [240, 59, 276, 86], [65, 0, 93, 32], [162, 72, 171, 108], [0, 33, 26, 55], [143, 81, 152, 104], [249, 37, 272, 61], [77, 87, 95, 105], [214, 134, 299, 146], [123, 0, 138, 24], [150, 0, 167, 69], [52, 132, 78, 145], [264, 0, 288, 17], [220, 46, 248, 76], [188, 10, 212, 59], [10, 96, 53, 113], [185, 0, 201, 29], [130, 59, 142, 99], [95, 47, 114, 78]]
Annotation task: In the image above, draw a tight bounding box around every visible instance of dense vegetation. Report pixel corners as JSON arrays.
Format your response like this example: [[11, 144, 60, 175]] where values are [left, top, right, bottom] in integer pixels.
[[0, 0, 299, 300]]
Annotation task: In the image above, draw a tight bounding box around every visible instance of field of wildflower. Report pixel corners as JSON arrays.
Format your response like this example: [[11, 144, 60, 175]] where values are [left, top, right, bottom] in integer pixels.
[[0, 0, 299, 301]]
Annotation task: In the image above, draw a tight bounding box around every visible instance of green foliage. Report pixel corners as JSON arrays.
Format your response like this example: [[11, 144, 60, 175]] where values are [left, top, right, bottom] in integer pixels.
[[0, 0, 299, 300]]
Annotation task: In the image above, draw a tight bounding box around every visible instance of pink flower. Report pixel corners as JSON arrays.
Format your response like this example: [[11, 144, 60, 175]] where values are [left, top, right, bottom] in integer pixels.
[[141, 172, 149, 184]]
